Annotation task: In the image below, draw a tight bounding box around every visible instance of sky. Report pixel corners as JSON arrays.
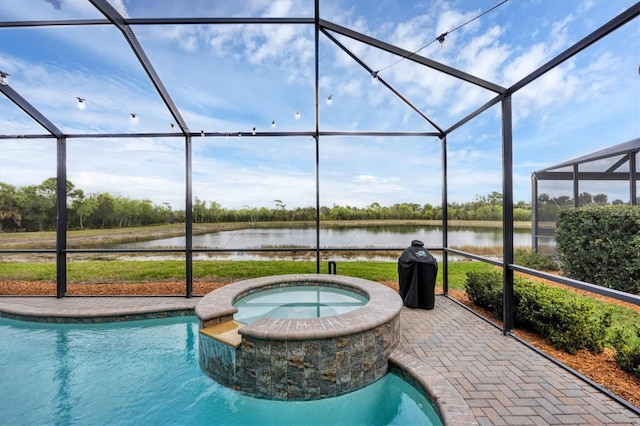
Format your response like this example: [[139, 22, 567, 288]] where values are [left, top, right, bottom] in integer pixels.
[[0, 0, 638, 210]]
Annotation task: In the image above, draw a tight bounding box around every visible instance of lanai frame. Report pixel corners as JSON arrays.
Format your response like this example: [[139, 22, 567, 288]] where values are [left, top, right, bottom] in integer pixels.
[[531, 137, 639, 252], [0, 1, 639, 337]]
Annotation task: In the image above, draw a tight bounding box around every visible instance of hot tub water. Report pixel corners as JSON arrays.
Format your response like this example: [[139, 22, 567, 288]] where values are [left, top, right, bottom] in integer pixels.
[[233, 285, 367, 323]]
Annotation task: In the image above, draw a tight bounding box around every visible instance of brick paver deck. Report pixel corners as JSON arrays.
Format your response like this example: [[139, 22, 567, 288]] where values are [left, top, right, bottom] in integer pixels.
[[1, 294, 639, 425], [400, 296, 640, 425]]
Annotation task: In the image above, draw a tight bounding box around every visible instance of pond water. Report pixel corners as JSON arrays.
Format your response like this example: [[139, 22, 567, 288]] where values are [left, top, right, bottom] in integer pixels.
[[120, 224, 532, 250]]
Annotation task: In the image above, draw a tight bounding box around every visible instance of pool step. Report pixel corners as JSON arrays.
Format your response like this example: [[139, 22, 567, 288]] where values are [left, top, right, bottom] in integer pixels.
[[199, 320, 244, 348]]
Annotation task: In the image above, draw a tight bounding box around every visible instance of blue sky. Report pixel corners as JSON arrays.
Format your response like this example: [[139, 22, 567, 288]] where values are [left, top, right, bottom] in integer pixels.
[[0, 0, 638, 210]]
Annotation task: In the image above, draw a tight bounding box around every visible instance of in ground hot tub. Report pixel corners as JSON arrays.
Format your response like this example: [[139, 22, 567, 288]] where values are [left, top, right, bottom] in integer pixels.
[[196, 274, 403, 401], [233, 285, 368, 323]]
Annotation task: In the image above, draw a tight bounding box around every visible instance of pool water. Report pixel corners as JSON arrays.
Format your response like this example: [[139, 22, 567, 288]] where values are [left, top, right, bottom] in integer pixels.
[[233, 285, 367, 323], [0, 316, 442, 426]]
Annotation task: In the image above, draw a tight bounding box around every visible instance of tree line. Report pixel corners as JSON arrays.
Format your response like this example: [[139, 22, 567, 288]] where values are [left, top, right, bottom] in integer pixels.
[[535, 192, 637, 222], [0, 178, 620, 232]]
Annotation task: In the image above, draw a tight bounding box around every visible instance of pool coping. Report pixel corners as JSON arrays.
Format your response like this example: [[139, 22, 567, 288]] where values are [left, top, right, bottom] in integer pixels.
[[390, 350, 477, 426], [0, 296, 198, 323]]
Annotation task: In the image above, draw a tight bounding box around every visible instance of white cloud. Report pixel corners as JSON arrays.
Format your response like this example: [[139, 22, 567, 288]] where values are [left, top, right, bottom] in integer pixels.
[[435, 7, 480, 39], [503, 43, 548, 85], [110, 0, 130, 18], [457, 25, 509, 83], [154, 25, 203, 53], [512, 61, 579, 121], [388, 14, 433, 52], [348, 175, 404, 196], [579, 0, 595, 13], [549, 14, 575, 53], [0, 140, 57, 186]]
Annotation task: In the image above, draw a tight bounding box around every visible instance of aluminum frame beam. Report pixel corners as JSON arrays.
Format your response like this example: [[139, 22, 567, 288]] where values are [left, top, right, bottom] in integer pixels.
[[0, 131, 441, 139], [0, 83, 63, 137], [446, 94, 503, 135], [314, 0, 322, 273], [509, 2, 640, 94], [129, 17, 315, 25], [88, 0, 190, 135], [319, 19, 506, 94], [0, 17, 314, 29], [631, 153, 638, 206], [531, 174, 539, 252], [441, 135, 449, 295], [501, 95, 515, 334], [605, 154, 632, 174], [320, 28, 444, 135], [535, 139, 639, 173], [185, 134, 193, 297], [56, 136, 67, 298], [0, 19, 110, 28], [533, 172, 634, 181]]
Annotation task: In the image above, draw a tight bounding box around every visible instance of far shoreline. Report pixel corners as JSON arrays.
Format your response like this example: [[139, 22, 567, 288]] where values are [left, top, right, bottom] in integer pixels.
[[0, 219, 536, 250]]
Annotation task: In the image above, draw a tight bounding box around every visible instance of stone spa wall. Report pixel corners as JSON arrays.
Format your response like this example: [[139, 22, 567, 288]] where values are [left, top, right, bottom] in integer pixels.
[[196, 274, 403, 401]]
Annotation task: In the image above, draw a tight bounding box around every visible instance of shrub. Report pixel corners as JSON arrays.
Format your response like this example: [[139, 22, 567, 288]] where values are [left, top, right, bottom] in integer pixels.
[[515, 281, 610, 354], [514, 249, 559, 271], [556, 206, 640, 295], [464, 270, 610, 354], [464, 270, 503, 317], [611, 326, 640, 378]]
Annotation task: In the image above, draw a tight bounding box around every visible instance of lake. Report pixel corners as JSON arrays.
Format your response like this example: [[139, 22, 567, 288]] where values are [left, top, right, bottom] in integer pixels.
[[118, 224, 533, 261]]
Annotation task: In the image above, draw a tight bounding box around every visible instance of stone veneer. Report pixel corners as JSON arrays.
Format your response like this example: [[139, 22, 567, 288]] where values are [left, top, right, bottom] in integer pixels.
[[196, 274, 403, 401]]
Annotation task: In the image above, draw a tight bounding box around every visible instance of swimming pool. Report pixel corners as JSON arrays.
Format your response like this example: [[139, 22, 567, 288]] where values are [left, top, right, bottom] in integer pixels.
[[0, 316, 442, 425]]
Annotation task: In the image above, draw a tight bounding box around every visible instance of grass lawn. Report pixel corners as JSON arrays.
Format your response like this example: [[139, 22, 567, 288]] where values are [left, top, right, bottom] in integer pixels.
[[0, 259, 493, 289]]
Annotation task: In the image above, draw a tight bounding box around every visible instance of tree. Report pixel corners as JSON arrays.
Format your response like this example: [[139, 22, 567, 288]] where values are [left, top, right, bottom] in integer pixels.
[[73, 194, 99, 230], [578, 192, 592, 206], [272, 200, 287, 221], [0, 183, 22, 231], [94, 193, 116, 228], [538, 193, 551, 204], [487, 191, 503, 206], [593, 193, 608, 205], [16, 180, 56, 231], [208, 201, 223, 222], [555, 196, 573, 207], [193, 197, 207, 223], [14, 178, 85, 231]]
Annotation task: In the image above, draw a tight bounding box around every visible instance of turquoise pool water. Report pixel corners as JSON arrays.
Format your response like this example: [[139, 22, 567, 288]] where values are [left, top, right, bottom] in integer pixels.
[[233, 285, 368, 323], [0, 316, 442, 425]]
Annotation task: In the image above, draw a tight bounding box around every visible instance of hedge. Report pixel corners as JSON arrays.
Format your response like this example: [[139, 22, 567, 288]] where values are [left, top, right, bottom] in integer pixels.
[[465, 270, 610, 354], [555, 206, 640, 295], [514, 249, 559, 271], [611, 326, 640, 378]]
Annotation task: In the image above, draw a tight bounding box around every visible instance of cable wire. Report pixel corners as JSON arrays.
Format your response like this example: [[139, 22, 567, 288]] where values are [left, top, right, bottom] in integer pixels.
[[375, 0, 509, 74]]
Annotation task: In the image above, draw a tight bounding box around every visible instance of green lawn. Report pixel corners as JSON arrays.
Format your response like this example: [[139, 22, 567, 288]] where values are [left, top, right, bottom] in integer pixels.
[[0, 259, 493, 289]]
